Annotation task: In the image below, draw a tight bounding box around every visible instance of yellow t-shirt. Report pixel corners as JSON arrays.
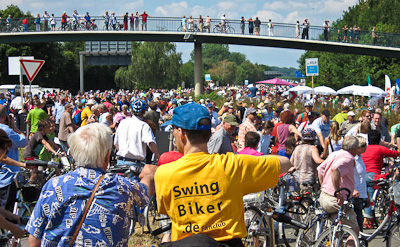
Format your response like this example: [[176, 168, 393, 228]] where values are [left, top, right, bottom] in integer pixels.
[[155, 152, 280, 241], [80, 106, 92, 126]]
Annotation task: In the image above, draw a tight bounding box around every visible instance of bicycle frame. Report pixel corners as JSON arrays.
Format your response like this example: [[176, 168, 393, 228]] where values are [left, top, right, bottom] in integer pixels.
[[362, 200, 396, 242]]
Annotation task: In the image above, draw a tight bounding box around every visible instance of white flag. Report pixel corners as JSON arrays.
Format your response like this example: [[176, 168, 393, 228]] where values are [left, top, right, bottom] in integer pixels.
[[385, 75, 392, 105]]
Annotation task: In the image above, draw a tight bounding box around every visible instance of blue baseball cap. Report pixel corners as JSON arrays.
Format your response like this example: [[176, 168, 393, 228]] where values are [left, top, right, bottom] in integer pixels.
[[162, 104, 211, 130]]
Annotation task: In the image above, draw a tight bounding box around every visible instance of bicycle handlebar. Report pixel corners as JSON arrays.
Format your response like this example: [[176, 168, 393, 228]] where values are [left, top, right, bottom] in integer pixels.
[[334, 188, 351, 200], [25, 160, 61, 169], [152, 223, 172, 236]]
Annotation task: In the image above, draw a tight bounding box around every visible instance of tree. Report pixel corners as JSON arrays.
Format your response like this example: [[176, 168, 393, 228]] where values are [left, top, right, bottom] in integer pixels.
[[115, 42, 182, 90], [180, 61, 194, 88], [299, 0, 400, 90]]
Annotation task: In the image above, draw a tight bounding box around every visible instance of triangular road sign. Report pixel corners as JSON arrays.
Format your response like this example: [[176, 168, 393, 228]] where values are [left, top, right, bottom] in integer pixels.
[[19, 59, 45, 82]]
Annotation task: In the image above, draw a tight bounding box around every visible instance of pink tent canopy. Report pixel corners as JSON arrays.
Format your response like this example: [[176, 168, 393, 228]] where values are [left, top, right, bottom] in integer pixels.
[[256, 78, 297, 86]]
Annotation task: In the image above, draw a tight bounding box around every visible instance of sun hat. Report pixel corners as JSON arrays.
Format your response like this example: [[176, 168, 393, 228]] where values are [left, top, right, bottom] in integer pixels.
[[223, 114, 239, 126]]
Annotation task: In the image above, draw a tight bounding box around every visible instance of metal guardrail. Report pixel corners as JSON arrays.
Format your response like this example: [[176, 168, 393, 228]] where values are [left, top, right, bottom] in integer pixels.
[[1, 16, 398, 48]]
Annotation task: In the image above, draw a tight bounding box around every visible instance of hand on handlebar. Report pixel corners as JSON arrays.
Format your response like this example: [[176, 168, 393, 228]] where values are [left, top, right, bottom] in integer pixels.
[[336, 192, 344, 206]]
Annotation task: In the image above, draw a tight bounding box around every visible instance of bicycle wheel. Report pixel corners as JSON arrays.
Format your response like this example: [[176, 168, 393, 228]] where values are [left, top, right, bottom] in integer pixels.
[[387, 223, 400, 247], [315, 225, 359, 247], [93, 25, 98, 31], [145, 194, 170, 235], [296, 209, 320, 247], [285, 202, 307, 237], [213, 26, 221, 33], [177, 26, 183, 32], [242, 205, 274, 247], [374, 189, 390, 226], [227, 27, 235, 34], [103, 25, 108, 31]]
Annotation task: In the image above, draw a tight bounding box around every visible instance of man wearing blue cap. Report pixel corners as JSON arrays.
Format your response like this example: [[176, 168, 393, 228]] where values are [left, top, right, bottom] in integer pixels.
[[155, 103, 291, 245]]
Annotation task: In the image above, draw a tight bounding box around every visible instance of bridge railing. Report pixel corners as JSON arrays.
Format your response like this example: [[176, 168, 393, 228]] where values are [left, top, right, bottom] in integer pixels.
[[2, 16, 399, 48]]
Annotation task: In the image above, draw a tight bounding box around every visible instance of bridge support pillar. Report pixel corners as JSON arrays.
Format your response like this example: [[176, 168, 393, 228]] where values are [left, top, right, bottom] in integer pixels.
[[79, 54, 84, 93], [194, 42, 203, 97]]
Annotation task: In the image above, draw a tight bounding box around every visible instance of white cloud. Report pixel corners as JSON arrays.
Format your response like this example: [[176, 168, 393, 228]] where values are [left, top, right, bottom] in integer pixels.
[[253, 10, 284, 23], [262, 1, 288, 10], [155, 1, 189, 17]]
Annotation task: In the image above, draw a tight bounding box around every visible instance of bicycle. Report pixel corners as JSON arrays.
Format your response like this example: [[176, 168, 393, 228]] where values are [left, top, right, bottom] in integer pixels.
[[314, 188, 360, 247], [242, 173, 307, 247], [144, 194, 171, 236], [213, 23, 234, 34]]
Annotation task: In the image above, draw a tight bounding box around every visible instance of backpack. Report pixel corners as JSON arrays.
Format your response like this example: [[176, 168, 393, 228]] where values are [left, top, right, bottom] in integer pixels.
[[73, 111, 82, 126]]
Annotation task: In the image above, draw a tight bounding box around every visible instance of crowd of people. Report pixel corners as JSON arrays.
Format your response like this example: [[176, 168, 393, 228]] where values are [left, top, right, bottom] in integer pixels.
[[0, 83, 398, 245], [0, 11, 381, 45]]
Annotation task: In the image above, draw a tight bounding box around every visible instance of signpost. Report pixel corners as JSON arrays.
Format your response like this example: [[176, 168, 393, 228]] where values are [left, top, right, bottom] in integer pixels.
[[289, 91, 297, 101], [306, 58, 319, 98], [19, 59, 45, 94], [205, 74, 211, 81]]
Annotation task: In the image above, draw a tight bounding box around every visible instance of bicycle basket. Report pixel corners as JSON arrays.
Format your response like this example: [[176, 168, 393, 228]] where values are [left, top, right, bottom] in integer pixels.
[[393, 183, 400, 205], [243, 191, 265, 204]]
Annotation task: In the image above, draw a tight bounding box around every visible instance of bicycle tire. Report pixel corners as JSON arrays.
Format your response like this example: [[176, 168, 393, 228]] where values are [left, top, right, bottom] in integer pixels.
[[314, 225, 360, 247], [386, 223, 400, 247], [213, 26, 221, 33], [145, 194, 171, 235], [93, 25, 98, 31], [177, 26, 183, 32], [242, 205, 274, 247], [227, 27, 235, 34], [374, 188, 390, 227], [296, 209, 320, 247], [103, 25, 108, 31]]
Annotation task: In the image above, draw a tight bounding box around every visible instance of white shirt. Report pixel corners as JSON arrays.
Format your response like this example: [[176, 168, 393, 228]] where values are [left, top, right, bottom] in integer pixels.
[[10, 96, 22, 111], [354, 155, 368, 198], [99, 112, 110, 127], [114, 116, 156, 160]]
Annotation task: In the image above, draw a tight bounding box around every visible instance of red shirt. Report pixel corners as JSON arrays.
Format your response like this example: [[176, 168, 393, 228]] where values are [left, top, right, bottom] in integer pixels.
[[271, 122, 283, 154], [140, 13, 149, 22], [362, 145, 398, 174], [157, 151, 183, 167], [22, 18, 28, 25], [104, 101, 113, 110]]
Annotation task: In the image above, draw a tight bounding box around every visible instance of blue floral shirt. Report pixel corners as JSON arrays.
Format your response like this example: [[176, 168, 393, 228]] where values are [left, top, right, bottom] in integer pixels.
[[26, 167, 149, 247]]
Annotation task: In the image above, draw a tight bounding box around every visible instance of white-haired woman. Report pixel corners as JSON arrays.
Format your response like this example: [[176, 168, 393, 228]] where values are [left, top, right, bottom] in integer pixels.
[[27, 123, 155, 246]]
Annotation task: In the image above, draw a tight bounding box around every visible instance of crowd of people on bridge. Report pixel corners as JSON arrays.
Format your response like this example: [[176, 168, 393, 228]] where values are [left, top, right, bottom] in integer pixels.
[[0, 82, 398, 245], [0, 10, 382, 45]]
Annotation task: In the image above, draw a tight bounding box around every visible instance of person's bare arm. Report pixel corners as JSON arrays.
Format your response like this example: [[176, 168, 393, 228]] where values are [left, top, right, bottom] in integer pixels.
[[331, 166, 344, 205], [139, 164, 157, 196], [312, 146, 324, 164], [28, 235, 41, 247], [316, 132, 324, 148], [397, 138, 400, 151], [289, 124, 302, 138], [1, 157, 25, 168], [380, 140, 397, 149], [277, 155, 291, 174], [148, 142, 160, 160], [67, 125, 74, 133], [322, 137, 329, 159]]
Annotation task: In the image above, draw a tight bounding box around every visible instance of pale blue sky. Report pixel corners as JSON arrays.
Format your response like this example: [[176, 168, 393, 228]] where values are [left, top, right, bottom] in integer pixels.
[[2, 0, 358, 68]]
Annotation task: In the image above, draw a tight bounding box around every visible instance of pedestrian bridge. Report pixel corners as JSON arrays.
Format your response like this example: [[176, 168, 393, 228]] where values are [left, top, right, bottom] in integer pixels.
[[0, 30, 399, 58]]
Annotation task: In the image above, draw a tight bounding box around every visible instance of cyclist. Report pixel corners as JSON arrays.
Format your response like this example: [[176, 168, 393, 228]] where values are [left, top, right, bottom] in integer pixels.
[[155, 104, 291, 245], [84, 12, 91, 30], [317, 136, 360, 236], [27, 123, 156, 246], [72, 10, 79, 30], [61, 11, 67, 30], [220, 14, 229, 32]]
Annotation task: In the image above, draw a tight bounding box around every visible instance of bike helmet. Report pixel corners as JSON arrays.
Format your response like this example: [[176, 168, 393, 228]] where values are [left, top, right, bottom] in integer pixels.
[[80, 99, 87, 104], [132, 99, 147, 113], [302, 128, 317, 140]]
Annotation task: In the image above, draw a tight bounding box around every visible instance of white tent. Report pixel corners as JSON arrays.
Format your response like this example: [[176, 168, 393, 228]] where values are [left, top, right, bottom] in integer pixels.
[[337, 85, 364, 94], [314, 86, 337, 95], [353, 85, 386, 97], [288, 85, 313, 94]]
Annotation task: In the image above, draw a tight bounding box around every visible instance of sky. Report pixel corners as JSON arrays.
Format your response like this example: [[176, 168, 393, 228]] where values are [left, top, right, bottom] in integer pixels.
[[1, 0, 359, 68]]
